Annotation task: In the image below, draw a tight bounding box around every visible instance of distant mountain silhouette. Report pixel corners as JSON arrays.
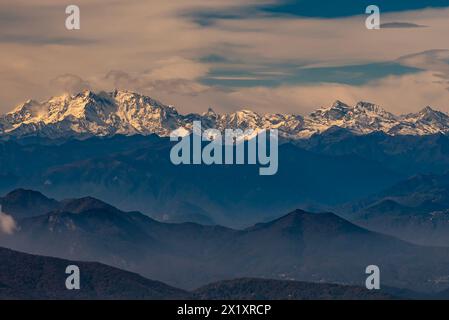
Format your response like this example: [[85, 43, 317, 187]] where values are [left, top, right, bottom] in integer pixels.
[[0, 188, 58, 219], [297, 131, 449, 176], [59, 197, 117, 214], [338, 172, 449, 246]]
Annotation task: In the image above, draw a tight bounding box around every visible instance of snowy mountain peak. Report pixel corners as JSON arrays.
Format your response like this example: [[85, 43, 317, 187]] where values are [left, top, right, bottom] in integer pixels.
[[0, 90, 182, 138], [416, 106, 448, 120], [354, 101, 394, 116], [421, 105, 436, 113], [403, 106, 449, 124], [393, 106, 449, 135], [310, 100, 351, 122], [0, 91, 448, 139], [203, 107, 218, 117], [331, 100, 351, 110]]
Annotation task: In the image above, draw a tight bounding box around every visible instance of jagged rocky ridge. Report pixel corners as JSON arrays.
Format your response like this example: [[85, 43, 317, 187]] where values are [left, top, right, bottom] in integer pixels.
[[1, 90, 448, 139]]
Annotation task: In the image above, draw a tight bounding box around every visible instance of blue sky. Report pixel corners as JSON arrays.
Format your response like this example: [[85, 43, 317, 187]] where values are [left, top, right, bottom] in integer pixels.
[[262, 0, 449, 17], [191, 0, 449, 22], [1, 0, 449, 115]]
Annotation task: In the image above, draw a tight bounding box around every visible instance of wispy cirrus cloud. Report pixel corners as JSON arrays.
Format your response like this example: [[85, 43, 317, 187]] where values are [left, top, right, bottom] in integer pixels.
[[380, 22, 427, 28]]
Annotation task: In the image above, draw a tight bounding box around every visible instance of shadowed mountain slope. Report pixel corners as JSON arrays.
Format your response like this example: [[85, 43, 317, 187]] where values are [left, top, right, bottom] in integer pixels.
[[0, 246, 190, 299]]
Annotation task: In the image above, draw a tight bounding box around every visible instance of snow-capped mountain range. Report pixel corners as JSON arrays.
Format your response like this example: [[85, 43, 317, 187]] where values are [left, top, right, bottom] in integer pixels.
[[1, 90, 448, 139]]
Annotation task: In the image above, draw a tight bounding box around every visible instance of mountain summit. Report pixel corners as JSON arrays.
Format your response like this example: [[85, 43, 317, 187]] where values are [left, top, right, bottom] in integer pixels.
[[1, 90, 448, 139]]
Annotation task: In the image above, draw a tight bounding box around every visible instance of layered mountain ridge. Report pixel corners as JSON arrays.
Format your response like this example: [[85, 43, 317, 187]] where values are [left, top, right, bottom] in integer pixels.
[[3, 188, 449, 292], [1, 90, 448, 139], [0, 246, 190, 299]]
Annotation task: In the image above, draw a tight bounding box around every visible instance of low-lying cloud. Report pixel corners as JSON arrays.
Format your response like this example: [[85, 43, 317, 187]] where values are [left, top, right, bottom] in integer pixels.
[[0, 209, 17, 235], [50, 74, 92, 94]]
